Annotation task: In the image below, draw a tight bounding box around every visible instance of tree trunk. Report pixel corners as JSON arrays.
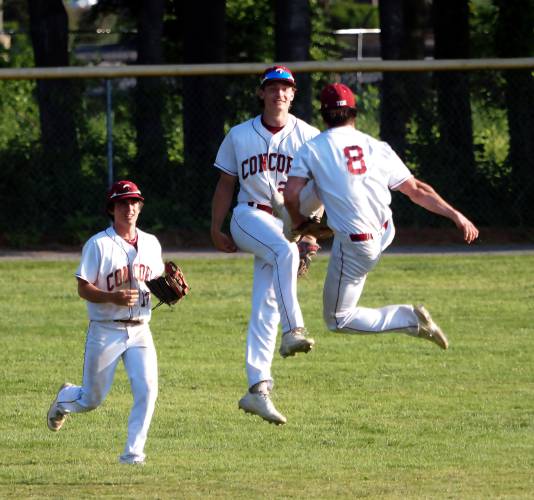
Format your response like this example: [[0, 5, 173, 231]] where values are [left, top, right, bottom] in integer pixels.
[[28, 0, 80, 221], [134, 0, 168, 193], [28, 0, 78, 158], [181, 1, 226, 222], [495, 0, 534, 225], [379, 0, 428, 157], [274, 0, 312, 122], [432, 0, 475, 207]]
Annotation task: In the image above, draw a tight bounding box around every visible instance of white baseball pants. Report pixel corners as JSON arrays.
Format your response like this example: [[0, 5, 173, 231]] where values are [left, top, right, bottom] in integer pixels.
[[323, 220, 420, 334], [55, 321, 158, 462], [230, 203, 303, 389]]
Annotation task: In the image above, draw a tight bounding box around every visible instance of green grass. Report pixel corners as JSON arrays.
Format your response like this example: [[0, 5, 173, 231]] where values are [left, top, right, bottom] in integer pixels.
[[1, 253, 533, 498]]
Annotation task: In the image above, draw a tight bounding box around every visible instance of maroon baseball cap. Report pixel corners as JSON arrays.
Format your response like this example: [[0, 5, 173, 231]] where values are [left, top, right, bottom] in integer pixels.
[[320, 83, 356, 110], [107, 180, 144, 206], [260, 65, 296, 88]]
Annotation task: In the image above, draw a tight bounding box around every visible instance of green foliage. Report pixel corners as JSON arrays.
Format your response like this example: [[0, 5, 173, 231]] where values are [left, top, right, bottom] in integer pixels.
[[472, 99, 510, 186], [325, 0, 380, 30], [1, 254, 534, 497]]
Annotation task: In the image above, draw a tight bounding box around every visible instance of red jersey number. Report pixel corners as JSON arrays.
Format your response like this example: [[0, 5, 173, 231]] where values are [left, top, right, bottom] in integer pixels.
[[344, 145, 367, 175]]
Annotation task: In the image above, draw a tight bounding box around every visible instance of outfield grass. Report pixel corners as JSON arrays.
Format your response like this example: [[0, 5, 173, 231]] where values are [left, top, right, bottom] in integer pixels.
[[1, 253, 533, 498]]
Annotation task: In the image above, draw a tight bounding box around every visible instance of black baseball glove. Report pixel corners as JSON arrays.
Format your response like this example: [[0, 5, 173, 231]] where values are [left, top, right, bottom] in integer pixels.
[[146, 261, 190, 309]]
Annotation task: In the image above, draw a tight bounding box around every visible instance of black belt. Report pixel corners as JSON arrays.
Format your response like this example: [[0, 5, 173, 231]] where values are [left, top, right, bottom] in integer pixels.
[[248, 202, 273, 215], [349, 221, 389, 242], [114, 319, 143, 325]]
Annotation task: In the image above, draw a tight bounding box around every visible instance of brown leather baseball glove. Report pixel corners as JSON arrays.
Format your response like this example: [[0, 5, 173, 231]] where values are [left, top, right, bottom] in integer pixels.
[[288, 217, 333, 243], [297, 240, 321, 278], [146, 261, 190, 309]]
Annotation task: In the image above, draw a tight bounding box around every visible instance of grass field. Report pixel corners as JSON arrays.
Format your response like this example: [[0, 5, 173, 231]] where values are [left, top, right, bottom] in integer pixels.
[[1, 252, 533, 499]]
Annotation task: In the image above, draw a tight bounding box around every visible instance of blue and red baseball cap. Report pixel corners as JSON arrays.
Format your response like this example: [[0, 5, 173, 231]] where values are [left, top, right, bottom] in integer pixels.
[[320, 83, 356, 110], [107, 180, 144, 208], [260, 65, 296, 88]]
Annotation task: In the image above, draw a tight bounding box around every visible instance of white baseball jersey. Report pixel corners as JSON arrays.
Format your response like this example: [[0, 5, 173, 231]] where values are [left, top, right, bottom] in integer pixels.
[[76, 226, 165, 322], [291, 125, 413, 235], [214, 114, 319, 203]]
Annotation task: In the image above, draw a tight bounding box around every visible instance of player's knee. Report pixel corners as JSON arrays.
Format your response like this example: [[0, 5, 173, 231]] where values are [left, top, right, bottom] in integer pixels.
[[132, 379, 158, 405]]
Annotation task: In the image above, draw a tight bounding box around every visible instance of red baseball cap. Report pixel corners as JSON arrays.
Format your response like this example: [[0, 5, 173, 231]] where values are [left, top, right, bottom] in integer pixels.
[[260, 65, 296, 88], [107, 180, 144, 206], [320, 83, 356, 110]]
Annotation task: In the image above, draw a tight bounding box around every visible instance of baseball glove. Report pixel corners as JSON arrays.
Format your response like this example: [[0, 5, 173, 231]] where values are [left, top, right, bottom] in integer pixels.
[[288, 217, 334, 243], [297, 240, 320, 278], [146, 261, 190, 309]]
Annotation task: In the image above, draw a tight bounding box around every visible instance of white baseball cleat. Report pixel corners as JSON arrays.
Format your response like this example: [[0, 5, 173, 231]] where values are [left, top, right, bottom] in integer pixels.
[[414, 305, 449, 350], [47, 382, 74, 432], [238, 392, 287, 425], [119, 455, 145, 466], [279, 327, 315, 358]]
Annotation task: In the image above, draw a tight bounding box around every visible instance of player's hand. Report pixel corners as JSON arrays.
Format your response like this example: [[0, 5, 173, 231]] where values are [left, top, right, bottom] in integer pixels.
[[211, 230, 237, 253], [113, 289, 139, 306], [453, 212, 479, 244]]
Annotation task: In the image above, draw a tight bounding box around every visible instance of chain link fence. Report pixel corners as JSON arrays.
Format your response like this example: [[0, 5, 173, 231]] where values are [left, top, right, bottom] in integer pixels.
[[1, 61, 533, 248]]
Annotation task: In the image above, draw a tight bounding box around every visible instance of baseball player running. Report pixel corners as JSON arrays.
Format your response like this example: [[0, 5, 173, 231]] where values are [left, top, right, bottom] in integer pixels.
[[47, 180, 165, 465], [284, 83, 479, 346], [210, 66, 322, 425]]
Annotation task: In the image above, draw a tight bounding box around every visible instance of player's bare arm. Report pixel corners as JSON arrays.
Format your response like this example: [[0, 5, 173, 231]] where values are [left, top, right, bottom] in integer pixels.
[[77, 278, 139, 306], [210, 172, 238, 253], [283, 176, 309, 228], [397, 177, 479, 244]]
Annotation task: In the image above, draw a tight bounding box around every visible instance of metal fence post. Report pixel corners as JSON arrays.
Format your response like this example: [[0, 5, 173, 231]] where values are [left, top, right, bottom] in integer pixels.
[[106, 78, 114, 188]]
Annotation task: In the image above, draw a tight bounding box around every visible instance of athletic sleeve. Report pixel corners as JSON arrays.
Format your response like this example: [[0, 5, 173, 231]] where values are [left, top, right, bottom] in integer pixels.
[[76, 237, 101, 284], [380, 142, 413, 189], [290, 144, 313, 180], [152, 236, 165, 278], [214, 129, 238, 176]]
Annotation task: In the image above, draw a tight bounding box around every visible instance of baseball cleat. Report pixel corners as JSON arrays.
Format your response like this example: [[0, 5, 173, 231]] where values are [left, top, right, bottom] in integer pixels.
[[238, 392, 287, 425], [119, 455, 145, 466], [279, 327, 315, 358], [47, 382, 74, 432], [414, 305, 449, 350]]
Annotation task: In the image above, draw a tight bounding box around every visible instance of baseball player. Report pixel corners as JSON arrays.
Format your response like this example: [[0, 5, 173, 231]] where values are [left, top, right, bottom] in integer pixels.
[[284, 83, 479, 346], [46, 180, 165, 465], [210, 66, 322, 425]]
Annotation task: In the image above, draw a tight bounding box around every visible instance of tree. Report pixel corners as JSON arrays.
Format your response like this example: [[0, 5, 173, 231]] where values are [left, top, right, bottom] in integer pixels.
[[181, 1, 226, 223], [274, 0, 313, 122], [28, 0, 79, 159], [378, 0, 429, 157], [494, 0, 534, 225], [432, 0, 475, 208], [133, 0, 168, 193], [28, 0, 81, 223]]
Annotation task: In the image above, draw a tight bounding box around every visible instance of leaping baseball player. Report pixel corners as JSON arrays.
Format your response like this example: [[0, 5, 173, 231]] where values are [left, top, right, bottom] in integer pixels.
[[284, 83, 479, 346], [210, 65, 324, 425], [47, 180, 165, 465]]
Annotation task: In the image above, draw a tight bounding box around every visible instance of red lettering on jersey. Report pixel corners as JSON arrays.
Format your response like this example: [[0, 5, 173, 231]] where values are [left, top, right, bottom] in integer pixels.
[[286, 156, 292, 174], [241, 159, 249, 179], [114, 269, 123, 287], [107, 272, 114, 291], [259, 154, 268, 172], [138, 264, 146, 281], [144, 266, 152, 281], [276, 154, 286, 173], [268, 153, 277, 171], [123, 265, 130, 283], [344, 145, 367, 175], [249, 156, 258, 175]]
